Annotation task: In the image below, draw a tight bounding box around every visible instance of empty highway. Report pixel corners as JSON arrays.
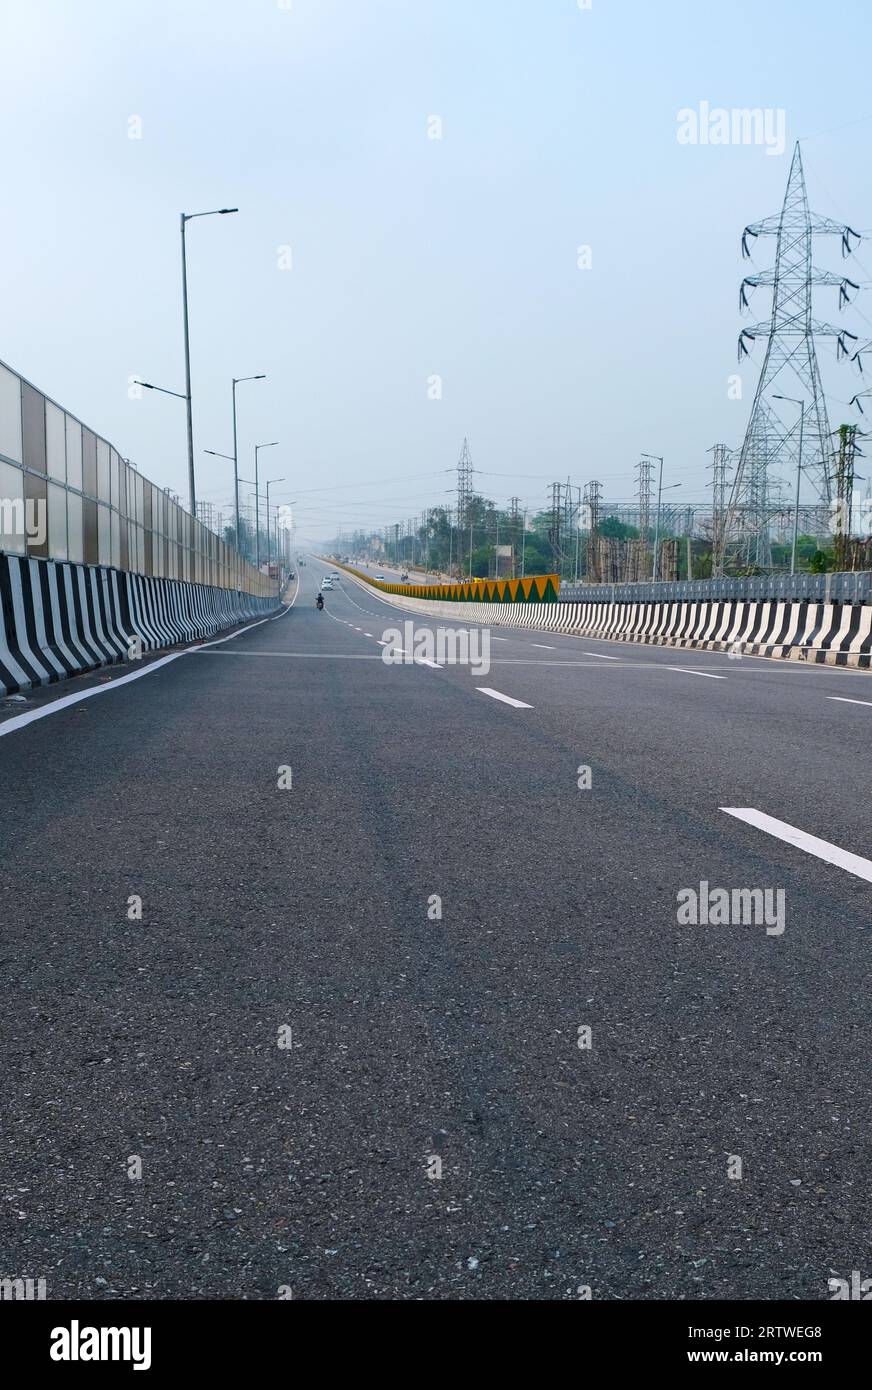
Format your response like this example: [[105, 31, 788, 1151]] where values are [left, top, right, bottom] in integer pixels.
[[1, 559, 870, 1301]]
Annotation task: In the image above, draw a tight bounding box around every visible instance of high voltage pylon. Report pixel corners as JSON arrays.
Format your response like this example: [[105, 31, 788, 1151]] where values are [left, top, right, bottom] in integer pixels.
[[707, 443, 732, 565], [548, 481, 565, 574], [508, 496, 522, 577], [832, 423, 862, 571], [584, 479, 602, 533], [455, 438, 475, 576], [636, 457, 654, 544], [583, 480, 602, 580], [717, 141, 860, 574]]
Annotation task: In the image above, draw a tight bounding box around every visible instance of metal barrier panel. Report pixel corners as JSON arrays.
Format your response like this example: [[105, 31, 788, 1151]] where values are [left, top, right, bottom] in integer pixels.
[[558, 572, 872, 605], [0, 356, 275, 599]]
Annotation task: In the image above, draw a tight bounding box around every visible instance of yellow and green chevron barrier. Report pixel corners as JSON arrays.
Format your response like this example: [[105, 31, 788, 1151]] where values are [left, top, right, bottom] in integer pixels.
[[332, 563, 559, 604]]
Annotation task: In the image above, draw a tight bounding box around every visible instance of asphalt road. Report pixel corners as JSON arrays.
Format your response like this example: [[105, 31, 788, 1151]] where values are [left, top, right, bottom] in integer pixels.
[[342, 558, 439, 585], [1, 558, 870, 1300]]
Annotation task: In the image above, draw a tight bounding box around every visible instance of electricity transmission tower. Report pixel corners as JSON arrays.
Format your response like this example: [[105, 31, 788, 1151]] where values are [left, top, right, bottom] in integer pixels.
[[636, 457, 654, 544], [456, 438, 474, 577], [583, 480, 602, 580], [584, 479, 602, 533], [548, 482, 565, 575], [832, 423, 861, 570], [508, 496, 522, 577], [717, 142, 859, 574], [707, 443, 732, 568]]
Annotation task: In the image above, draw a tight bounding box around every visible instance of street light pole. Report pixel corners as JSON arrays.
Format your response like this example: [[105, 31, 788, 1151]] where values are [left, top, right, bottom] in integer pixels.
[[774, 395, 805, 576], [643, 454, 682, 582], [203, 449, 235, 538], [180, 214, 195, 517], [265, 478, 286, 564], [179, 207, 237, 517], [254, 443, 278, 570], [643, 454, 665, 581], [232, 375, 265, 551]]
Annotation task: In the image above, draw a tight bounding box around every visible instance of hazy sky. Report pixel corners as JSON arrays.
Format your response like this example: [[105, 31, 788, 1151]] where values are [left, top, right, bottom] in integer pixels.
[[2, 0, 872, 543]]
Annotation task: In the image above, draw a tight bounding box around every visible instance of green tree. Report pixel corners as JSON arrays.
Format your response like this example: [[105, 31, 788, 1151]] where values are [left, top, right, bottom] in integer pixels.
[[598, 515, 640, 540]]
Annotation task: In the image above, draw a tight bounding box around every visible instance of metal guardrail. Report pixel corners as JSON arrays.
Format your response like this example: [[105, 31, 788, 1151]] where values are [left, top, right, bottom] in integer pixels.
[[557, 572, 872, 605]]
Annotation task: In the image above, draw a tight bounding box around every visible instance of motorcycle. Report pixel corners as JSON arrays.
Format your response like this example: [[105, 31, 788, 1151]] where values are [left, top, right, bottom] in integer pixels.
[[316, 594, 324, 610]]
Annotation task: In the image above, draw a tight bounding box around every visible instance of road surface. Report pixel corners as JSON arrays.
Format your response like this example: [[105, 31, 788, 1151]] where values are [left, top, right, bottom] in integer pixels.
[[1, 557, 870, 1299]]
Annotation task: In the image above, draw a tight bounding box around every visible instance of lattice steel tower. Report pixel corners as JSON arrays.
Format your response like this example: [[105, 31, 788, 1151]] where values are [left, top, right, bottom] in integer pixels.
[[548, 481, 564, 574], [718, 142, 859, 573], [455, 437, 474, 576], [833, 423, 860, 571], [636, 457, 654, 544], [708, 443, 731, 571]]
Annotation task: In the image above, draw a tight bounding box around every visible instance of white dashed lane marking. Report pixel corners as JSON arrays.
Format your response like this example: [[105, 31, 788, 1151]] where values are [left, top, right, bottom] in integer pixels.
[[476, 687, 534, 710], [667, 666, 727, 680], [721, 808, 872, 884]]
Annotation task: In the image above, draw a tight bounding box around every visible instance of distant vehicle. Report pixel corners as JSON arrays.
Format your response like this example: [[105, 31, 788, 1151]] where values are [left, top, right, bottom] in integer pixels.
[[322, 579, 333, 590], [400, 573, 409, 583], [330, 571, 339, 578], [376, 573, 385, 581]]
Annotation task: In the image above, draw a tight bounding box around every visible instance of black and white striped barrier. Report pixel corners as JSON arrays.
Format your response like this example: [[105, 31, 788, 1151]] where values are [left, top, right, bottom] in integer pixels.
[[350, 579, 872, 669], [0, 553, 279, 696]]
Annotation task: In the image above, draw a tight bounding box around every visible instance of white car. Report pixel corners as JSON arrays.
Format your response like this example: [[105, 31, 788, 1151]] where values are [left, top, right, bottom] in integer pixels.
[[322, 578, 333, 590], [330, 571, 339, 579]]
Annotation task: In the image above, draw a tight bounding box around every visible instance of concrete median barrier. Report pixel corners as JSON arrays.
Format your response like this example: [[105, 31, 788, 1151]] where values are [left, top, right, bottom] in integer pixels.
[[0, 552, 280, 696], [336, 565, 872, 669]]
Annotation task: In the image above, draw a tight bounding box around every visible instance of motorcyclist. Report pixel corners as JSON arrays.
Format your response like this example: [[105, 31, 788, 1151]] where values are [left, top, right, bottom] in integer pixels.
[[316, 592, 324, 610]]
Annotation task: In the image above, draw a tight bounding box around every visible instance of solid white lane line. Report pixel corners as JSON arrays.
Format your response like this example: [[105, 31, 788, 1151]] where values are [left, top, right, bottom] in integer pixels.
[[721, 808, 872, 885], [476, 687, 533, 709], [271, 579, 299, 617], [666, 666, 727, 680], [584, 651, 620, 660], [0, 599, 284, 738], [827, 696, 872, 708], [195, 651, 384, 659], [0, 653, 185, 739]]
